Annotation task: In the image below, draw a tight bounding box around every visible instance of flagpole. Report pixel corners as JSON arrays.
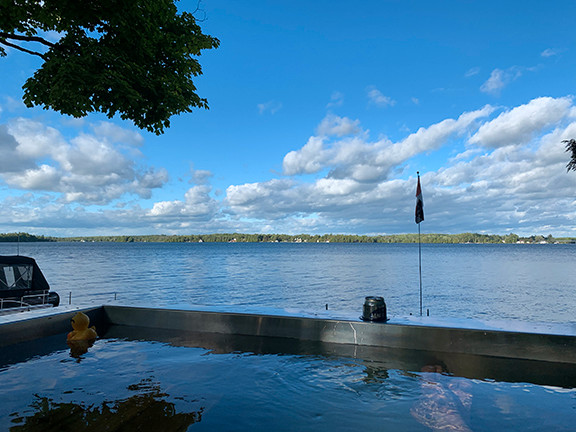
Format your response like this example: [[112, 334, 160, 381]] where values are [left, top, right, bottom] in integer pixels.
[[418, 222, 422, 316], [415, 171, 424, 317]]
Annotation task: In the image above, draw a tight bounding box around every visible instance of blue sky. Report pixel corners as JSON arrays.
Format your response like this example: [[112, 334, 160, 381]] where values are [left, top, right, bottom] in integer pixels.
[[1, 0, 576, 237]]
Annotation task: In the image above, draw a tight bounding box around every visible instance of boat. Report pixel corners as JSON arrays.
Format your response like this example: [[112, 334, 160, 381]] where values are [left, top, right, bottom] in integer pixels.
[[0, 255, 59, 312]]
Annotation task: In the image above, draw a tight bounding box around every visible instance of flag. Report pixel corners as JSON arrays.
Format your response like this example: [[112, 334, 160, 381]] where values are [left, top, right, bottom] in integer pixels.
[[415, 174, 424, 224]]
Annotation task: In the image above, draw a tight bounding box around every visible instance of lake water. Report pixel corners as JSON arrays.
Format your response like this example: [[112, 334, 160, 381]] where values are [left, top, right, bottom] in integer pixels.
[[0, 241, 574, 323]]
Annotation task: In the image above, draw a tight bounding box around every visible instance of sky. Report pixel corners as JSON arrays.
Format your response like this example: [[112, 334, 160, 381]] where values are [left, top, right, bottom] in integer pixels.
[[1, 0, 576, 237]]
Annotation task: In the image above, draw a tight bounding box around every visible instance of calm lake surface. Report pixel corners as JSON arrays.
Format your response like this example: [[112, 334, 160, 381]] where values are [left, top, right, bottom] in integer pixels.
[[1, 241, 574, 324]]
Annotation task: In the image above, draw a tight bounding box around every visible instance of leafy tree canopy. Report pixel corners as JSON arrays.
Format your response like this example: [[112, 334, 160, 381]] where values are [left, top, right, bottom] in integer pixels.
[[0, 0, 219, 134]]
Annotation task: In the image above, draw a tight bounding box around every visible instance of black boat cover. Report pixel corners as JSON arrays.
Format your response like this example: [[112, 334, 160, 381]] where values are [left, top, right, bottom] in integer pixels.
[[0, 255, 50, 295]]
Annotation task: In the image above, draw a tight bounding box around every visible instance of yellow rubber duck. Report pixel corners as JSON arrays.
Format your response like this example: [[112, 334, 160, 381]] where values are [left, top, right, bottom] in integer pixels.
[[67, 312, 98, 341]]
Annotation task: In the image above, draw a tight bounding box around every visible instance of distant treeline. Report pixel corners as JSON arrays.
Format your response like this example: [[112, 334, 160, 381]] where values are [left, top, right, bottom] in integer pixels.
[[1, 232, 574, 244], [0, 232, 53, 242]]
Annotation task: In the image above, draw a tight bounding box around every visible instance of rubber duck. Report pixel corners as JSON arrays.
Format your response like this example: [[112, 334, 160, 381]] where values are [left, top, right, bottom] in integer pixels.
[[67, 312, 98, 341]]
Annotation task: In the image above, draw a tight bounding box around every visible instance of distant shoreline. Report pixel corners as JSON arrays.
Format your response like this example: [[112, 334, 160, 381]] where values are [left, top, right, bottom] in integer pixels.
[[1, 232, 575, 245]]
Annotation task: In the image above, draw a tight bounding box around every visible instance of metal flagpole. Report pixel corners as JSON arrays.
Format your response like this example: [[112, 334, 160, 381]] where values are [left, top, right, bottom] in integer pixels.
[[415, 171, 424, 316], [418, 222, 422, 316]]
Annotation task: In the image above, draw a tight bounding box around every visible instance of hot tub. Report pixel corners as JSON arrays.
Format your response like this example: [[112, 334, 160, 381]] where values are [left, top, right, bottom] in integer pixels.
[[1, 305, 575, 431]]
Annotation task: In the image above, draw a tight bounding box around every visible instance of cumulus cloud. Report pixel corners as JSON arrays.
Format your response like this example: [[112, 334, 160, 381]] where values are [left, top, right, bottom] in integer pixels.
[[91, 122, 144, 147], [429, 126, 575, 234], [393, 106, 494, 158], [227, 179, 295, 209], [283, 137, 329, 175], [314, 178, 364, 196], [316, 113, 361, 137], [4, 165, 61, 190], [0, 118, 168, 204], [191, 168, 213, 185], [2, 96, 575, 237], [283, 107, 493, 180], [0, 124, 37, 172], [224, 96, 576, 236], [469, 97, 573, 148], [149, 185, 218, 220]]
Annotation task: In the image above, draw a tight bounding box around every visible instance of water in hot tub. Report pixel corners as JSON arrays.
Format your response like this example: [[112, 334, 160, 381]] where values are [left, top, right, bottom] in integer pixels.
[[1, 333, 575, 432]]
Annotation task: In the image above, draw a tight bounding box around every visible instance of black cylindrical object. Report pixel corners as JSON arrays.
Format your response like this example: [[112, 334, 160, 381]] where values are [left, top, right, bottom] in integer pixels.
[[361, 296, 387, 322]]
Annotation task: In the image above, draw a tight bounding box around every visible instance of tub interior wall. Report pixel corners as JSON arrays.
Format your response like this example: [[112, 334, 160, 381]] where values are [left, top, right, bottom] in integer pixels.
[[0, 306, 107, 347], [1, 305, 575, 388]]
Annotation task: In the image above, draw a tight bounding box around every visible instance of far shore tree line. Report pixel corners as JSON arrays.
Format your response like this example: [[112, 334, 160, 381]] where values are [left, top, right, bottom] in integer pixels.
[[1, 232, 574, 244]]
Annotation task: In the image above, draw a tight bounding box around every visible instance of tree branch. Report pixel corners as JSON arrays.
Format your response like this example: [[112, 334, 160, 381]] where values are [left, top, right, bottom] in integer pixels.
[[563, 139, 576, 172], [0, 38, 46, 58], [190, 0, 207, 22], [0, 31, 56, 48]]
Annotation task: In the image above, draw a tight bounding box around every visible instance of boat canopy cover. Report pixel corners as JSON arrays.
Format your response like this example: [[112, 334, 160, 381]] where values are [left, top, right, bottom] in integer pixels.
[[0, 255, 50, 293]]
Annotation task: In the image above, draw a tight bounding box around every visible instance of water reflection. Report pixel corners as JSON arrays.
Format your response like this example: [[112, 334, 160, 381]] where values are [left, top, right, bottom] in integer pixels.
[[360, 364, 390, 384], [411, 365, 473, 432], [10, 379, 203, 431], [66, 339, 95, 361]]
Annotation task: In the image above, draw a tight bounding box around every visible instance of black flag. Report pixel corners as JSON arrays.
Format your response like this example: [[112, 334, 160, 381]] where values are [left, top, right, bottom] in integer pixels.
[[415, 174, 424, 224]]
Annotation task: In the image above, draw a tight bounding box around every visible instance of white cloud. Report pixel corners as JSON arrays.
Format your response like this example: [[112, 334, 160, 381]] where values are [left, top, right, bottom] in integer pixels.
[[481, 69, 507, 95], [480, 68, 522, 96], [66, 134, 133, 176], [469, 97, 572, 148], [2, 97, 576, 237], [465, 67, 480, 77], [316, 113, 361, 137], [428, 124, 575, 234], [226, 179, 295, 208], [191, 168, 213, 185], [367, 86, 395, 107], [0, 118, 167, 204], [148, 185, 217, 219], [327, 91, 344, 108], [0, 124, 37, 172], [149, 200, 185, 217], [392, 106, 494, 159], [541, 48, 559, 58], [284, 106, 493, 181], [91, 122, 144, 147], [7, 118, 66, 159], [314, 178, 364, 196], [4, 165, 60, 190], [224, 97, 576, 236], [283, 136, 328, 175]]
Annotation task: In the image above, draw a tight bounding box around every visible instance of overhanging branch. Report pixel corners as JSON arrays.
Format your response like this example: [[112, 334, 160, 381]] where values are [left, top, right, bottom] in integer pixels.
[[0, 31, 56, 48], [0, 31, 56, 58], [563, 139, 576, 172], [0, 38, 46, 58]]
